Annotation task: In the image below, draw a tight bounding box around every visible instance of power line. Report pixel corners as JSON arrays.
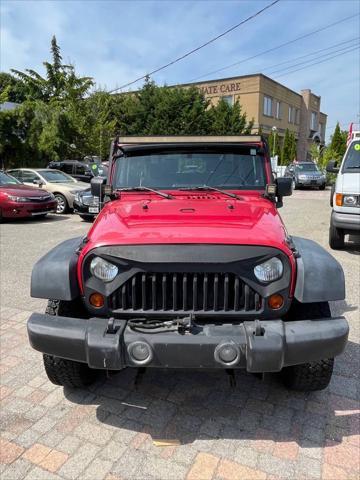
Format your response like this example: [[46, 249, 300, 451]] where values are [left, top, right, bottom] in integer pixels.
[[108, 0, 280, 93], [268, 41, 359, 76], [188, 13, 359, 83], [264, 37, 359, 75], [274, 45, 359, 79]]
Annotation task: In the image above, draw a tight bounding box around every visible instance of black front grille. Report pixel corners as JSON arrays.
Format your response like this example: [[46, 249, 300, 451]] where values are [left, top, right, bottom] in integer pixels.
[[110, 272, 262, 313]]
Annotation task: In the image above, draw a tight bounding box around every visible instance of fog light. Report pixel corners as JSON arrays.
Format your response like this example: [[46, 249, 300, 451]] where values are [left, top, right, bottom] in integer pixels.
[[268, 294, 284, 310], [127, 341, 153, 365], [214, 342, 240, 366], [89, 292, 104, 308]]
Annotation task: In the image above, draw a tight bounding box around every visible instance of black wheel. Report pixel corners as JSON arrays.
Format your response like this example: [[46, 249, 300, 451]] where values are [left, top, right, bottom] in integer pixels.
[[43, 299, 100, 388], [282, 300, 334, 391], [291, 179, 297, 190], [319, 184, 326, 190], [54, 193, 68, 214], [80, 215, 94, 222], [282, 358, 334, 391], [329, 220, 344, 250], [43, 354, 99, 388]]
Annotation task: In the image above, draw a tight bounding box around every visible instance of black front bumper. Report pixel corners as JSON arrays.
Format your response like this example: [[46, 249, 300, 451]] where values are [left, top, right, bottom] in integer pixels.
[[27, 314, 349, 373]]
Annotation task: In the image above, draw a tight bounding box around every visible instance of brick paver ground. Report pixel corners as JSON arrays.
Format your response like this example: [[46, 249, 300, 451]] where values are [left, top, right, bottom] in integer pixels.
[[1, 190, 359, 479]]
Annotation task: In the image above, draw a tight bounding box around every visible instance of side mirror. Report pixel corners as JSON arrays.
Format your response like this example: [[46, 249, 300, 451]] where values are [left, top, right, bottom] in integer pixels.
[[326, 160, 339, 174], [90, 176, 106, 201], [33, 179, 44, 187], [276, 177, 292, 197]]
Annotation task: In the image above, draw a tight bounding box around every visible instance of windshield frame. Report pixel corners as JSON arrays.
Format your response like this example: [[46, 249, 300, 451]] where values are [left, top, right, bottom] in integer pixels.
[[112, 145, 268, 192]]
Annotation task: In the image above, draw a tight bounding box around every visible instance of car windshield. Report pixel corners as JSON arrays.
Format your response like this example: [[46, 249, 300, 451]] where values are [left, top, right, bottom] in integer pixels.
[[343, 141, 360, 172], [0, 172, 21, 186], [295, 163, 318, 172], [39, 170, 76, 183], [113, 149, 266, 190]]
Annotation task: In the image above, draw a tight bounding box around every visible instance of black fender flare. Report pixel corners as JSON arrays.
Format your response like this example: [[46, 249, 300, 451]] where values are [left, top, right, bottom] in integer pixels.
[[31, 237, 82, 301], [292, 236, 345, 303]]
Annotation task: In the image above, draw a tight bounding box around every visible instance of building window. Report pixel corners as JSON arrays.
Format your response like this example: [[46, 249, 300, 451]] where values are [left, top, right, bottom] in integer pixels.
[[288, 106, 295, 124], [295, 108, 300, 125], [311, 111, 318, 130], [320, 123, 325, 142], [275, 101, 281, 119], [221, 95, 233, 106], [263, 96, 273, 116]]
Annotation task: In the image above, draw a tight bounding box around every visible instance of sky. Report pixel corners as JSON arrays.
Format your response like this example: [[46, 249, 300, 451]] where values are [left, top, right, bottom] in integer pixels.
[[1, 0, 359, 140]]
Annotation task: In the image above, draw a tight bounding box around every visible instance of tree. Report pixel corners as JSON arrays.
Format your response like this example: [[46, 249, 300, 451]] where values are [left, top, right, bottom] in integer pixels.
[[289, 131, 297, 163], [281, 129, 291, 165], [11, 36, 93, 102], [207, 99, 253, 135], [0, 72, 27, 103], [330, 122, 347, 159]]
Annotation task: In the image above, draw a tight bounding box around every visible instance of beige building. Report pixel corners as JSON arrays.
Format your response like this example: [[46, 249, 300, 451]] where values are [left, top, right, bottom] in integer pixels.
[[179, 73, 327, 161]]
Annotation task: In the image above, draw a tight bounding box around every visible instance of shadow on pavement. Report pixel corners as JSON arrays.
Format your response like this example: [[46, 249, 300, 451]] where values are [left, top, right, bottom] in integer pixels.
[[1, 214, 70, 225], [344, 236, 360, 255], [64, 340, 359, 449]]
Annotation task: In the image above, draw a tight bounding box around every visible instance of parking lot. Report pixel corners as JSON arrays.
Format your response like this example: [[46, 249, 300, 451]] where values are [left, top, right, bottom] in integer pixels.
[[0, 189, 359, 480]]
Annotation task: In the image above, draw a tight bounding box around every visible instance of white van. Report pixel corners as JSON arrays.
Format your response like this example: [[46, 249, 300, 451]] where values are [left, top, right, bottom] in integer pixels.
[[327, 137, 360, 249]]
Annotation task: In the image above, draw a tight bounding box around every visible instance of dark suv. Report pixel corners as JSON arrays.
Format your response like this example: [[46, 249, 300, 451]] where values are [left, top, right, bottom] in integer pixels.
[[48, 160, 100, 183]]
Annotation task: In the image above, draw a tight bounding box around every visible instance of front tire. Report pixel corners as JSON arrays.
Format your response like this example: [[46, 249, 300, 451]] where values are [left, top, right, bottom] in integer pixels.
[[43, 299, 100, 388], [282, 300, 334, 391], [282, 358, 334, 391], [54, 194, 68, 214], [43, 355, 99, 388], [329, 220, 345, 250]]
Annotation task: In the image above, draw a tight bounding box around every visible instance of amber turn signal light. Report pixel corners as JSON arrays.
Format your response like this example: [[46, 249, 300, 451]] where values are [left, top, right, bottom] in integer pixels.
[[89, 292, 104, 308], [268, 294, 284, 310], [335, 193, 343, 206]]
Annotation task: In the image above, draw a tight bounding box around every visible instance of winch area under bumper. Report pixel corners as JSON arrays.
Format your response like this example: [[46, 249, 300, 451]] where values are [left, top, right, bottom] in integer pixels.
[[27, 314, 349, 373]]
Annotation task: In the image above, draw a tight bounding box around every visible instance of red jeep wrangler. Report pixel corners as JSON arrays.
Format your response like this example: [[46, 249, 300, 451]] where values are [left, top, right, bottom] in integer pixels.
[[28, 136, 348, 391]]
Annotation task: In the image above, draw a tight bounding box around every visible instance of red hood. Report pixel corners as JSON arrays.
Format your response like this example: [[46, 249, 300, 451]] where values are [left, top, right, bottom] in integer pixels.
[[84, 192, 291, 255], [0, 184, 50, 197]]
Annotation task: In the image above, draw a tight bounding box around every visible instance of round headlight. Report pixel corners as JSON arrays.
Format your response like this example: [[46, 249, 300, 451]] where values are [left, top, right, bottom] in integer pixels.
[[343, 195, 357, 206], [254, 257, 283, 283], [90, 257, 118, 282]]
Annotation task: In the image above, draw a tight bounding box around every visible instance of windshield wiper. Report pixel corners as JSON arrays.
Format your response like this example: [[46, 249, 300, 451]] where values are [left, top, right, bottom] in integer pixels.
[[116, 186, 173, 199], [179, 185, 241, 200]]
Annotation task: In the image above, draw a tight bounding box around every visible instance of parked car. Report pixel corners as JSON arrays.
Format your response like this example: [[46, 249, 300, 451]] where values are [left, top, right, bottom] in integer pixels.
[[73, 164, 109, 221], [47, 159, 101, 183], [327, 137, 360, 249], [7, 168, 88, 214], [284, 162, 326, 190], [0, 171, 57, 221], [28, 135, 348, 393]]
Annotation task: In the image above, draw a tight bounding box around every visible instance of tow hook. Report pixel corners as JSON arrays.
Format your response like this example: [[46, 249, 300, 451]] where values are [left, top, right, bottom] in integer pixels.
[[107, 317, 118, 334], [253, 319, 264, 336]]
